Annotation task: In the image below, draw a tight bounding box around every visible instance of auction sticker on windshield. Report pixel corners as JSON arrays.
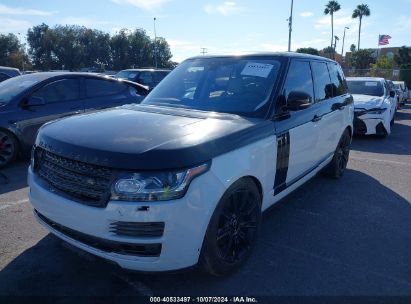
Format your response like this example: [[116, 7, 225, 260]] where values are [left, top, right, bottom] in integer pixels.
[[241, 62, 273, 78], [365, 82, 378, 86]]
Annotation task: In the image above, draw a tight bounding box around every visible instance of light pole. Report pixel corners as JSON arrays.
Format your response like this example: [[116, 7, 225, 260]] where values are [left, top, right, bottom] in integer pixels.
[[341, 26, 349, 57], [153, 17, 158, 68], [287, 0, 294, 52]]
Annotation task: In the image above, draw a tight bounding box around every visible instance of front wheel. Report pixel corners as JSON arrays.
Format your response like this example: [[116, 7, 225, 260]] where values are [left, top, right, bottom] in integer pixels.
[[0, 130, 18, 168], [200, 178, 262, 276], [325, 129, 351, 179]]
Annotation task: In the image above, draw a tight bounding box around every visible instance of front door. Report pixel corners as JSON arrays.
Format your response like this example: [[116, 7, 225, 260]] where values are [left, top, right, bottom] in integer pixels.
[[273, 59, 323, 195]]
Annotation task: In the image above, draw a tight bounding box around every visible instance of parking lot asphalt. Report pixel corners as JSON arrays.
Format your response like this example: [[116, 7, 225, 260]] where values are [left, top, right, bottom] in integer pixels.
[[0, 105, 410, 297]]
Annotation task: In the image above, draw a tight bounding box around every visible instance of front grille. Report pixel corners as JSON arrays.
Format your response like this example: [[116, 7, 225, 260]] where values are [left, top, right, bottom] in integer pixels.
[[110, 221, 165, 237], [34, 147, 112, 207], [36, 210, 162, 257]]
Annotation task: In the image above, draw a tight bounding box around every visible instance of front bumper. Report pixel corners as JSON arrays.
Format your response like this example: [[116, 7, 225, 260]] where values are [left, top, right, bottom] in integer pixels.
[[353, 110, 390, 136], [28, 167, 225, 272]]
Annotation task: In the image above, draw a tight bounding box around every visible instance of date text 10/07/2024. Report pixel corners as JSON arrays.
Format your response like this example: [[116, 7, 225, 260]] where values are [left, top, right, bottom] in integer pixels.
[[149, 297, 258, 303]]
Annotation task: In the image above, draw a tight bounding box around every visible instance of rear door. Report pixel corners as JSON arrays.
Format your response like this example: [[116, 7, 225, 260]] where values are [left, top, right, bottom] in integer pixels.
[[18, 78, 83, 148], [273, 59, 322, 195], [83, 78, 138, 112]]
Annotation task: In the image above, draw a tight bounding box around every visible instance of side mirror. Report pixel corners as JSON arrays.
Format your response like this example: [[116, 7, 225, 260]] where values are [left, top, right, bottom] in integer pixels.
[[26, 96, 46, 106], [287, 91, 312, 111], [389, 91, 395, 98]]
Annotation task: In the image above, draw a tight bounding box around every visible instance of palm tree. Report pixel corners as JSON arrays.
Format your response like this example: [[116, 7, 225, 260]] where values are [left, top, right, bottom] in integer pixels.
[[352, 4, 371, 50], [324, 1, 341, 48]]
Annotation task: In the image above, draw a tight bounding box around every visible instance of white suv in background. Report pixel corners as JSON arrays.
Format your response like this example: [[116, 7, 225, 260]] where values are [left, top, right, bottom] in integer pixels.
[[347, 77, 398, 137]]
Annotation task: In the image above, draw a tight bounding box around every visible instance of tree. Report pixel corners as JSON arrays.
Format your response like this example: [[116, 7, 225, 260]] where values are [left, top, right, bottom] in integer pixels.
[[27, 23, 59, 70], [350, 44, 356, 52], [128, 29, 153, 68], [296, 47, 320, 56], [399, 64, 411, 88], [0, 33, 28, 69], [351, 49, 374, 69], [152, 37, 173, 68], [394, 46, 411, 66], [352, 4, 370, 50], [26, 23, 176, 71], [372, 55, 393, 69], [324, 1, 341, 49]]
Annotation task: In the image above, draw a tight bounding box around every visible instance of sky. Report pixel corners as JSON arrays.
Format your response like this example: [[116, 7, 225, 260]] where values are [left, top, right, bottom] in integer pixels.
[[0, 0, 410, 62]]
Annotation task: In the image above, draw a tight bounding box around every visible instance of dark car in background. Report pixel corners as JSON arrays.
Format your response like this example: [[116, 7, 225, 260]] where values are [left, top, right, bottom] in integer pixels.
[[115, 69, 171, 89], [0, 66, 21, 83], [0, 72, 148, 167]]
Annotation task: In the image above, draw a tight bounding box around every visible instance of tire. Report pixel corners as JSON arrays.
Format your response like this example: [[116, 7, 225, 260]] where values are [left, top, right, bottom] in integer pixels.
[[0, 130, 18, 168], [200, 178, 262, 276], [325, 129, 351, 179]]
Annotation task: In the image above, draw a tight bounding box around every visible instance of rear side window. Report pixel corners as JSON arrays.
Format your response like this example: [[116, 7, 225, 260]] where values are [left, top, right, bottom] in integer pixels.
[[138, 72, 154, 86], [283, 60, 314, 105], [311, 61, 333, 102], [86, 79, 128, 98], [328, 63, 347, 97], [32, 79, 80, 103]]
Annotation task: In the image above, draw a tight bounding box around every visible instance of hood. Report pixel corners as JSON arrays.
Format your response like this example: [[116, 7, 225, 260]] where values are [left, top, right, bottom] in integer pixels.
[[36, 105, 273, 170], [352, 94, 385, 110]]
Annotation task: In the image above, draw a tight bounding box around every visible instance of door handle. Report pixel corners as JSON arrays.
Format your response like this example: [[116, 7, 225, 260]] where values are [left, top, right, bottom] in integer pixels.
[[312, 115, 322, 122]]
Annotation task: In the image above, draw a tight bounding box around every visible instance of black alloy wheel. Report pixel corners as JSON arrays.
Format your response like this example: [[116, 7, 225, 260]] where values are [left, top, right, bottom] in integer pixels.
[[201, 178, 261, 276], [326, 129, 351, 179], [216, 190, 259, 264], [0, 130, 17, 168]]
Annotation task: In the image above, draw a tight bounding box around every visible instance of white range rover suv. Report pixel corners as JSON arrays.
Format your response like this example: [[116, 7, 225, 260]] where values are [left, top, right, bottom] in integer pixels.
[[347, 77, 398, 137], [29, 53, 354, 276]]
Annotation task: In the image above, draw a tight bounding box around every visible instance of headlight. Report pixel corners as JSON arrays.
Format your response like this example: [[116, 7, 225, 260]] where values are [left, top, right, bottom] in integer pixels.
[[364, 108, 387, 115], [111, 162, 210, 202]]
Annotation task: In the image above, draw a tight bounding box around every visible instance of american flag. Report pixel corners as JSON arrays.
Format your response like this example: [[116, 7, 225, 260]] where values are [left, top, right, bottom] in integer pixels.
[[379, 35, 392, 46]]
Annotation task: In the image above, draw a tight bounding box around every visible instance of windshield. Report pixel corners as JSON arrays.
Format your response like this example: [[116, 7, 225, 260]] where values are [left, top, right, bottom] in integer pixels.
[[142, 57, 281, 117], [347, 80, 384, 97], [115, 70, 139, 80], [0, 75, 41, 104]]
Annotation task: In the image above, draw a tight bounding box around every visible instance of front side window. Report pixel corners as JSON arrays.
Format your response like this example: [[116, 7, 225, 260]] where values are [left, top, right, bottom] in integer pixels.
[[347, 80, 385, 97], [282, 60, 314, 107], [32, 79, 80, 103], [86, 79, 128, 98], [142, 57, 282, 117], [311, 61, 333, 102]]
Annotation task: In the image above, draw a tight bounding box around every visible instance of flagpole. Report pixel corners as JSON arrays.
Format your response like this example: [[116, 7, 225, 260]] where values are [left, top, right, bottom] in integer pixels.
[[377, 33, 380, 60]]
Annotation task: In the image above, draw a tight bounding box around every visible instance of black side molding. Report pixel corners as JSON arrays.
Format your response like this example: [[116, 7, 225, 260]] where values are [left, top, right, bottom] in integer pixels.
[[273, 132, 290, 195]]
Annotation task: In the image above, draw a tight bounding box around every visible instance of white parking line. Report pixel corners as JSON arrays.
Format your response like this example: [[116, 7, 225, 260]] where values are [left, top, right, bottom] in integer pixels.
[[0, 199, 29, 211], [350, 156, 411, 167]]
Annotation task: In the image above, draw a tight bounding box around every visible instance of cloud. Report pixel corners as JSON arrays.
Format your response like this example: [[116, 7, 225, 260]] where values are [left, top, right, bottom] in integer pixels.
[[204, 2, 244, 16], [0, 4, 56, 16], [314, 9, 366, 31], [167, 39, 202, 62], [111, 0, 170, 11], [300, 12, 313, 17], [0, 18, 31, 34], [62, 17, 110, 27]]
